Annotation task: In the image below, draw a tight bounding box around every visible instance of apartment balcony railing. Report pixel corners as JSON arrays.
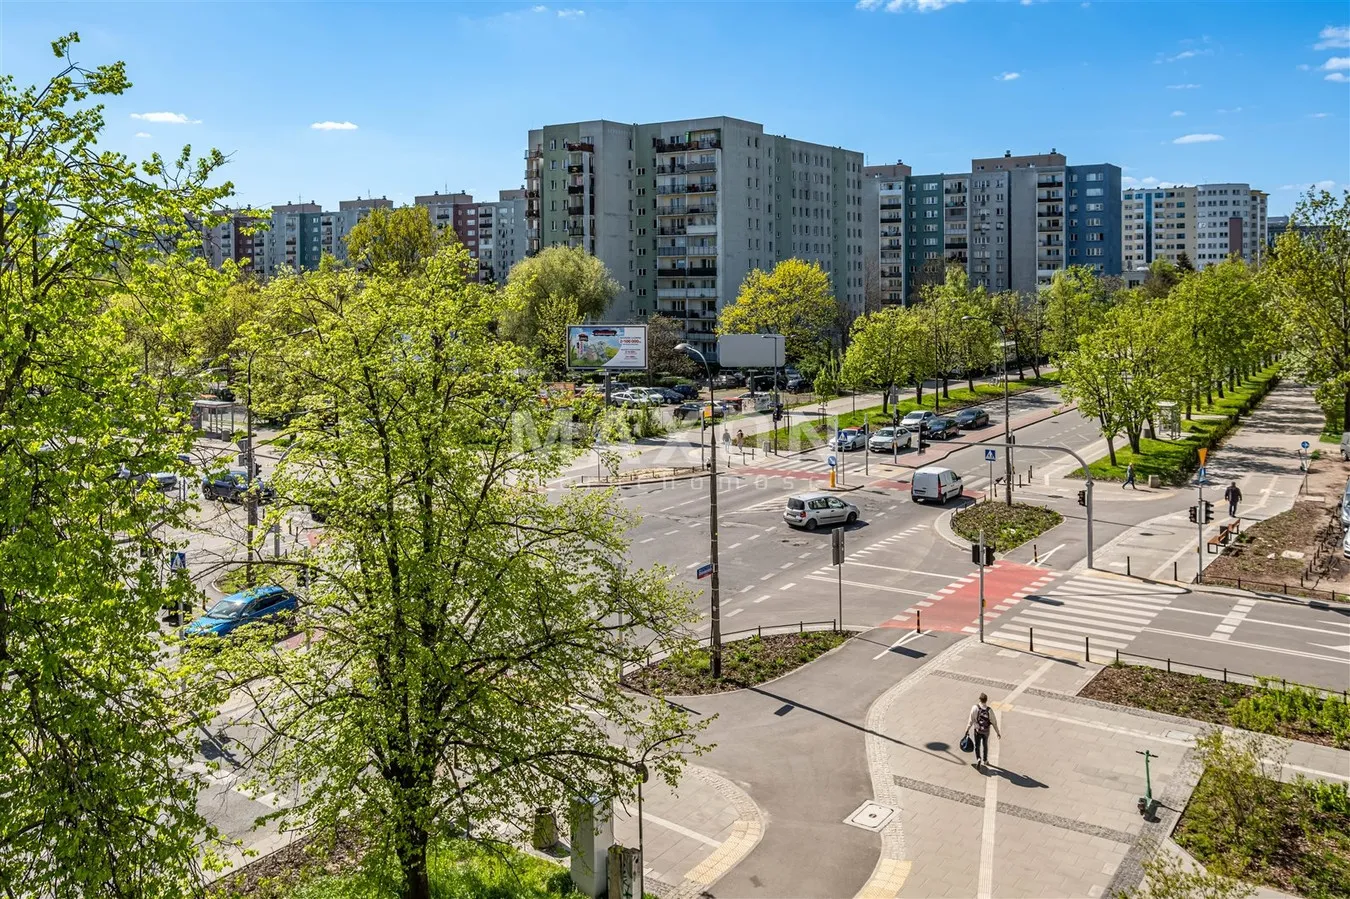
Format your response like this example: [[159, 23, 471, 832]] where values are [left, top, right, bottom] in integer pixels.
[[687, 183, 717, 193], [566, 205, 587, 216], [567, 163, 585, 174], [686, 161, 716, 173], [656, 164, 686, 175], [880, 227, 903, 237], [657, 266, 717, 278], [1037, 193, 1063, 202], [687, 245, 717, 256], [567, 227, 585, 237], [567, 185, 586, 195], [656, 184, 689, 195], [657, 246, 688, 256], [655, 206, 686, 216], [882, 268, 903, 278], [880, 251, 903, 261], [1037, 178, 1064, 188], [654, 137, 721, 153], [657, 287, 717, 298], [526, 148, 543, 159], [944, 186, 966, 194], [880, 202, 904, 210], [565, 141, 594, 153], [880, 214, 903, 224], [658, 226, 686, 236], [1037, 208, 1062, 217], [686, 202, 717, 215]]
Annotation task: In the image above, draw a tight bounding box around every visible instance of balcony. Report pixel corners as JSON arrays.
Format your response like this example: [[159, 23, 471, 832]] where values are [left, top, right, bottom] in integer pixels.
[[566, 205, 587, 216], [657, 246, 688, 256], [567, 227, 585, 237], [526, 148, 543, 159], [1037, 178, 1064, 188], [686, 161, 716, 173], [879, 214, 903, 224], [658, 287, 717, 299], [564, 141, 594, 153], [656, 184, 689, 195], [567, 163, 585, 174], [567, 185, 586, 195], [656, 267, 687, 277], [1037, 193, 1063, 202], [686, 202, 717, 215], [944, 186, 966, 194], [687, 183, 717, 194], [654, 137, 721, 153], [1036, 208, 1061, 217], [656, 164, 686, 175], [686, 222, 718, 236], [880, 202, 903, 211], [658, 226, 686, 236], [687, 244, 717, 256], [656, 207, 686, 217]]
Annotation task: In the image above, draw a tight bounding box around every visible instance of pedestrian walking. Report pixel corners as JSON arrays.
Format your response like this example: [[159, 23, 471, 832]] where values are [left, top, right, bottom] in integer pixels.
[[966, 693, 1001, 769], [1122, 463, 1137, 490], [1225, 481, 1242, 518]]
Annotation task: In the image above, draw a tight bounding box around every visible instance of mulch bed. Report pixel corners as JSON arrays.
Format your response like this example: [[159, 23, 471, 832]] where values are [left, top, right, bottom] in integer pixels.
[[1079, 664, 1347, 749], [209, 826, 368, 898], [1201, 502, 1342, 598], [950, 502, 1063, 551], [622, 631, 851, 696]]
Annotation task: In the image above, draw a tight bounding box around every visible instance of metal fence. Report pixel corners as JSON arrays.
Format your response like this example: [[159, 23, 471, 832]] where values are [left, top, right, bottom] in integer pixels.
[[1196, 571, 1347, 604], [623, 619, 844, 677]]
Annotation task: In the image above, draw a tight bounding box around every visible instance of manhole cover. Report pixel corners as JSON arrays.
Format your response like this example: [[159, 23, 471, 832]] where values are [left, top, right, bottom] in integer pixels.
[[1165, 730, 1193, 741], [845, 800, 896, 832]]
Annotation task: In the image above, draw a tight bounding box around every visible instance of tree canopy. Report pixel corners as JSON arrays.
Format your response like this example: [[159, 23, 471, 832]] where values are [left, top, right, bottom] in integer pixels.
[[500, 245, 620, 373], [346, 204, 453, 276], [719, 258, 840, 361]]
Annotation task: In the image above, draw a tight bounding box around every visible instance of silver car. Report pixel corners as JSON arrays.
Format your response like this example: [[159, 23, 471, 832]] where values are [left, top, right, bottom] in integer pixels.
[[784, 492, 860, 531], [868, 426, 915, 453], [829, 427, 868, 451]]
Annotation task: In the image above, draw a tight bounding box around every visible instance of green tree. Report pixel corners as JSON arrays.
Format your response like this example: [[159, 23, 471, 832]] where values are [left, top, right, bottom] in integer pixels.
[[0, 34, 233, 896], [993, 290, 1046, 380], [840, 305, 922, 414], [345, 205, 452, 276], [218, 245, 702, 899], [1141, 258, 1183, 301], [1263, 189, 1350, 429], [646, 313, 697, 378], [917, 265, 988, 400], [501, 245, 620, 373], [719, 258, 840, 361], [1042, 265, 1113, 360]]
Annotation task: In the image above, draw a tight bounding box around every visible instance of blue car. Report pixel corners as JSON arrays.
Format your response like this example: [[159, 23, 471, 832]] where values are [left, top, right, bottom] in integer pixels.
[[185, 585, 298, 638]]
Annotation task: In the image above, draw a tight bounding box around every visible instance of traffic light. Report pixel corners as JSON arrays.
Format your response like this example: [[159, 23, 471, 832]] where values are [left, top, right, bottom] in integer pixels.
[[970, 544, 995, 566], [1202, 500, 1214, 524], [1077, 490, 1086, 507], [1188, 506, 1198, 523], [772, 407, 783, 423]]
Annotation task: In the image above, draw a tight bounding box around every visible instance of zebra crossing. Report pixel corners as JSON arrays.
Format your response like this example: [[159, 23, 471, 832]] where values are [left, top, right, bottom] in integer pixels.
[[987, 573, 1186, 655]]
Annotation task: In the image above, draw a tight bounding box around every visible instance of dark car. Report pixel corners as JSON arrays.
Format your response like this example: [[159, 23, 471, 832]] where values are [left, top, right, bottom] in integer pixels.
[[670, 384, 699, 400], [954, 407, 990, 429], [674, 401, 726, 421], [927, 417, 961, 440], [786, 374, 811, 394], [201, 469, 276, 504], [184, 585, 297, 638], [713, 371, 744, 389], [653, 387, 685, 404]]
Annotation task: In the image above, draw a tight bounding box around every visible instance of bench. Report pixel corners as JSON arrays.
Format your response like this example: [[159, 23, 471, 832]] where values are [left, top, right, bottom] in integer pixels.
[[1207, 520, 1242, 554]]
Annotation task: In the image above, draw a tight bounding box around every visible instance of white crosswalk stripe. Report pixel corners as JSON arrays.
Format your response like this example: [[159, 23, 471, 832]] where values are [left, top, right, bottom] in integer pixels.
[[989, 573, 1182, 653]]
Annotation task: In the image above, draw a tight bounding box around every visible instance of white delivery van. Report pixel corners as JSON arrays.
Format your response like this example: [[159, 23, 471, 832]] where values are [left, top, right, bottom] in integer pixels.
[[911, 466, 964, 504]]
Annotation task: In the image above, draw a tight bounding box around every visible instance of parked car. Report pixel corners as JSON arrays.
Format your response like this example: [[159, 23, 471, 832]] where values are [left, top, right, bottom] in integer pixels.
[[911, 467, 964, 504], [184, 585, 298, 639], [829, 428, 869, 452], [953, 407, 990, 429], [610, 390, 659, 408], [927, 417, 961, 440], [674, 401, 725, 421], [628, 387, 675, 405], [670, 384, 700, 400], [783, 492, 860, 531], [901, 409, 936, 431], [118, 465, 180, 493], [653, 387, 685, 404], [785, 374, 811, 394], [713, 371, 745, 389], [201, 469, 275, 504], [868, 426, 915, 454]]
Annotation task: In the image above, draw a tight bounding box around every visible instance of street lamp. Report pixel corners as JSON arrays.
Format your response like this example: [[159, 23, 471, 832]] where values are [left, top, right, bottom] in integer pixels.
[[759, 334, 784, 455], [620, 732, 695, 899], [675, 342, 722, 679], [963, 314, 1014, 506]]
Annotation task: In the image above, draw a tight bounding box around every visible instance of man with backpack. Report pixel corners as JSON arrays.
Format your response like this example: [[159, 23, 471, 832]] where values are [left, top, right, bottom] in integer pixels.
[[967, 693, 1001, 769]]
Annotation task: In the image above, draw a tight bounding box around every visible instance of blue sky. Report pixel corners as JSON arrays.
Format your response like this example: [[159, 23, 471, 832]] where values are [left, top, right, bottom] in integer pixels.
[[3, 1, 1347, 215]]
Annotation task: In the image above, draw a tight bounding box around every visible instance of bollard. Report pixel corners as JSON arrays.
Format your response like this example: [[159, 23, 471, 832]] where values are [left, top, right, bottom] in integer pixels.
[[1115, 649, 1120, 664], [1127, 556, 1131, 577], [1223, 667, 1227, 683], [1174, 561, 1178, 581], [1034, 544, 1039, 564], [757, 625, 762, 638], [1086, 635, 1091, 662], [1167, 658, 1171, 674], [916, 610, 922, 633], [1029, 626, 1035, 653]]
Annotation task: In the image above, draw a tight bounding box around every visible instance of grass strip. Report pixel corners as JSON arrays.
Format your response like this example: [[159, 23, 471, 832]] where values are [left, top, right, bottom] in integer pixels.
[[623, 631, 851, 696]]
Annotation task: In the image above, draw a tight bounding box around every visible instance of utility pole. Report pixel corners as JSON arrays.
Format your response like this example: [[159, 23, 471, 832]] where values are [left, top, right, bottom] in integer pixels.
[[678, 344, 722, 679], [245, 353, 257, 588], [978, 529, 986, 642]]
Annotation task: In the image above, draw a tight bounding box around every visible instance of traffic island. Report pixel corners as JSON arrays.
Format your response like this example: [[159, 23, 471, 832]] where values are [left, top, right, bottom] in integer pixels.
[[950, 502, 1063, 551], [1199, 502, 1349, 601], [622, 630, 852, 696]]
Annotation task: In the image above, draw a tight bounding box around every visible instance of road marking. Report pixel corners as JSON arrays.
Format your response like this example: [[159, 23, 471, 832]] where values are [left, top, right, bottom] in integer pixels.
[[754, 594, 771, 603], [639, 537, 656, 544], [806, 575, 931, 597], [844, 560, 965, 580], [727, 608, 745, 618], [873, 629, 923, 660], [727, 542, 742, 550], [780, 562, 794, 569], [748, 534, 761, 541], [643, 812, 723, 847], [1141, 627, 1350, 663], [1036, 543, 1067, 564], [760, 573, 774, 581], [664, 529, 680, 536], [684, 562, 700, 569], [779, 582, 797, 591]]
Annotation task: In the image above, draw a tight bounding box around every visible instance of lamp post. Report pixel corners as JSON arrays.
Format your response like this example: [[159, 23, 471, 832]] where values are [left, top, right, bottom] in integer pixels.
[[244, 352, 258, 587], [963, 314, 1013, 506], [622, 732, 694, 899], [676, 342, 722, 679], [759, 334, 784, 455]]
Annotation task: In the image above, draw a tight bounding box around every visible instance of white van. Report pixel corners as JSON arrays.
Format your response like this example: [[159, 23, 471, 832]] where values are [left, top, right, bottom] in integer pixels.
[[911, 466, 963, 504]]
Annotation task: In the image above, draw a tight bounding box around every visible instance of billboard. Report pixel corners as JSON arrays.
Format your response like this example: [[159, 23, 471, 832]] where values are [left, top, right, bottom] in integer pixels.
[[567, 325, 648, 370], [717, 333, 785, 369]]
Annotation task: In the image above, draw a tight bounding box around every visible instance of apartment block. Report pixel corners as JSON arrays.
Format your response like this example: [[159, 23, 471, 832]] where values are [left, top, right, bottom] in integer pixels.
[[320, 196, 393, 262], [201, 210, 266, 273], [863, 162, 910, 304], [477, 188, 528, 284], [1123, 183, 1267, 270], [524, 117, 864, 358], [263, 202, 324, 275]]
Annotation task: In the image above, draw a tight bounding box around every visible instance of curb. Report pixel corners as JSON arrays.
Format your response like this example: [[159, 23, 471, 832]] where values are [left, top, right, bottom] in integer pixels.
[[933, 508, 966, 550], [1185, 579, 1350, 609], [569, 469, 710, 488]]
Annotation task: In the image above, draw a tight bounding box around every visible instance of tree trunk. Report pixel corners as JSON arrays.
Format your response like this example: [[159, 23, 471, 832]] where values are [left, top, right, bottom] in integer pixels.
[[1105, 431, 1118, 468], [1216, 378, 1225, 399], [1342, 384, 1350, 438], [942, 376, 950, 399], [1128, 429, 1142, 454], [967, 372, 975, 393], [398, 827, 432, 899], [1207, 384, 1213, 406], [915, 382, 923, 404]]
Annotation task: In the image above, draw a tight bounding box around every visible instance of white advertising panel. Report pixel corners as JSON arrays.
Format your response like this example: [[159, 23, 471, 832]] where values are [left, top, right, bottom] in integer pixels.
[[567, 325, 648, 370], [717, 334, 785, 368]]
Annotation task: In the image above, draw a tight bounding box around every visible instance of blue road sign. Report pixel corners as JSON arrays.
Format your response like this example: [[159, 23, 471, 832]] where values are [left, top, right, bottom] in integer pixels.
[[984, 449, 997, 462], [696, 563, 714, 580], [827, 454, 838, 468], [1301, 441, 1310, 449], [169, 551, 187, 571], [1197, 466, 1208, 482]]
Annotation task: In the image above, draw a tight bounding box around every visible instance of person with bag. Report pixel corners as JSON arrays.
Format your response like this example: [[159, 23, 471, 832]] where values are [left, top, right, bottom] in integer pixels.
[[966, 693, 1001, 769]]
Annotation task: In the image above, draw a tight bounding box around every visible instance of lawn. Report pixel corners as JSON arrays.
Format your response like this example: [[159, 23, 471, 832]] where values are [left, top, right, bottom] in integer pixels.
[[215, 837, 584, 899], [739, 376, 1062, 452], [623, 631, 851, 695], [950, 502, 1063, 551], [1080, 664, 1350, 749]]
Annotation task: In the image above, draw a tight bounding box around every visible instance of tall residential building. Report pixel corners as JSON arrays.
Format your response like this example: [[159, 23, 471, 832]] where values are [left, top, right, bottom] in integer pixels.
[[202, 210, 266, 273], [263, 202, 324, 275], [415, 191, 481, 261], [868, 150, 1122, 303], [524, 117, 864, 358], [320, 196, 393, 262], [1122, 183, 1267, 270], [862, 162, 910, 305], [477, 189, 528, 283]]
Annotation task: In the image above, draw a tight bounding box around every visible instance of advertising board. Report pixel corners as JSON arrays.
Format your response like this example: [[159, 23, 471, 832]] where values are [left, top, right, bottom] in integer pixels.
[[567, 325, 648, 370]]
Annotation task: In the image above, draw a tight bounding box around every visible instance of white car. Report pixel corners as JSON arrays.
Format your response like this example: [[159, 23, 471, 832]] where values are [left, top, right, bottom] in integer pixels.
[[901, 409, 936, 431], [610, 390, 660, 407], [868, 426, 915, 453], [784, 492, 860, 531], [829, 428, 868, 451]]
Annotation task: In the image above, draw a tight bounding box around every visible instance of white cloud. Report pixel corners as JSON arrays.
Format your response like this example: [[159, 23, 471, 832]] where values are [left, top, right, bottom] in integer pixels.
[[1316, 179, 1337, 189], [1314, 25, 1350, 50], [1167, 83, 1201, 89], [1327, 72, 1350, 83], [1171, 110, 1186, 116], [310, 121, 359, 131], [1122, 176, 1176, 189], [1322, 56, 1350, 71], [130, 111, 199, 124], [1310, 111, 1332, 117], [857, 0, 967, 11], [1173, 133, 1223, 144], [1216, 106, 1244, 114], [134, 131, 151, 138], [995, 71, 1021, 81], [556, 7, 583, 15], [531, 4, 549, 11]]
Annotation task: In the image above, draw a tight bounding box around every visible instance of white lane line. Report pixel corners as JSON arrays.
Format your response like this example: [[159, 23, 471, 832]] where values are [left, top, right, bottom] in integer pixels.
[[760, 573, 774, 581], [1036, 543, 1067, 565], [780, 562, 795, 569], [754, 594, 772, 603], [664, 529, 680, 536], [805, 575, 932, 597], [639, 537, 656, 544], [845, 560, 966, 580], [727, 608, 745, 618], [727, 542, 742, 550], [1142, 627, 1350, 663], [642, 812, 722, 847], [684, 562, 700, 569], [739, 586, 752, 594], [748, 534, 761, 541], [873, 629, 923, 660], [779, 582, 797, 591]]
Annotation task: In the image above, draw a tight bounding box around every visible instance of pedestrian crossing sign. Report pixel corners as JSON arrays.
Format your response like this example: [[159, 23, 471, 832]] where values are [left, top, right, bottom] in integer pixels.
[[984, 449, 996, 462]]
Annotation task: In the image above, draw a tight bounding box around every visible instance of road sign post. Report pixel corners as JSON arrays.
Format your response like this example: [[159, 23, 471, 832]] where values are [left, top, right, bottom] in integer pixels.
[[832, 528, 845, 629], [978, 529, 986, 642], [696, 563, 714, 580], [985, 448, 996, 502]]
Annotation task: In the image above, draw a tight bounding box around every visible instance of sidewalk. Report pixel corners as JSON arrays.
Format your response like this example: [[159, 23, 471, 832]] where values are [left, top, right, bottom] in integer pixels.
[[860, 637, 1350, 899], [1081, 380, 1322, 582]]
